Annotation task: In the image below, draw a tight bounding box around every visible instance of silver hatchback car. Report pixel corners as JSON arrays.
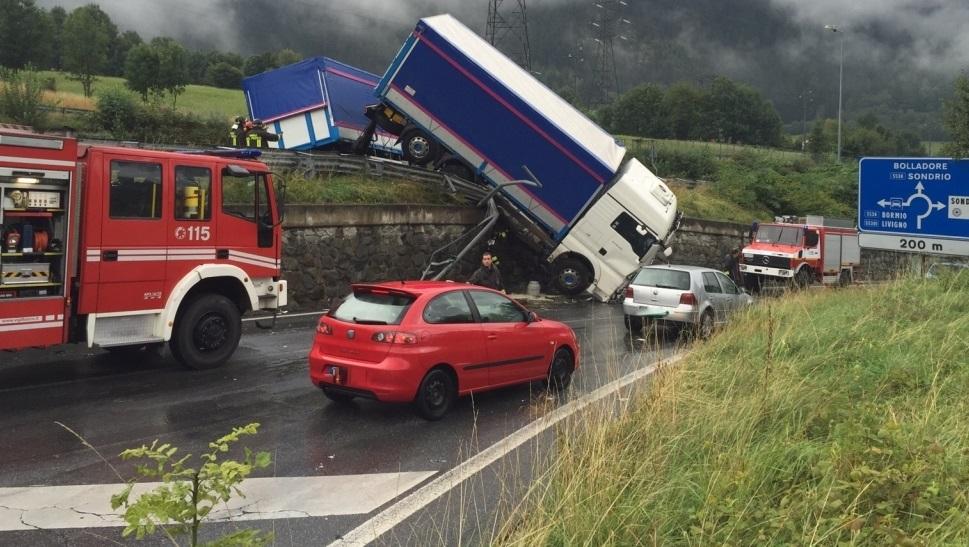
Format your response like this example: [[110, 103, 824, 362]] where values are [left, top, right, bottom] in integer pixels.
[[623, 265, 753, 338]]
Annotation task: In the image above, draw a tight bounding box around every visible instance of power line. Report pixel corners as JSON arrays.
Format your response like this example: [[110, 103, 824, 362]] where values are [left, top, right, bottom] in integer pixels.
[[486, 0, 531, 71], [590, 0, 629, 105]]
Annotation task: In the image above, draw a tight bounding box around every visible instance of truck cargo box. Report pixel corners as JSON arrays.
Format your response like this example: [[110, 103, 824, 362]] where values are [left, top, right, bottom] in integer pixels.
[[376, 14, 627, 241], [243, 57, 399, 154]]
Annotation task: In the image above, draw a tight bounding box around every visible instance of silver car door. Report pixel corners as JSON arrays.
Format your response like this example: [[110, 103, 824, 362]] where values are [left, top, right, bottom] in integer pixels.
[[700, 271, 726, 323], [714, 272, 743, 316]]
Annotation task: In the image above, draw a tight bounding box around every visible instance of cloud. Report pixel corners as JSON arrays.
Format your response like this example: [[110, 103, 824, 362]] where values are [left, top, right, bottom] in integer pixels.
[[770, 0, 969, 72]]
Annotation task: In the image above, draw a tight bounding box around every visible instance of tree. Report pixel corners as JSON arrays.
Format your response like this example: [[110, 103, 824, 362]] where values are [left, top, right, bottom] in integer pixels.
[[109, 30, 143, 76], [47, 6, 67, 69], [662, 83, 703, 140], [124, 43, 159, 102], [608, 84, 666, 138], [274, 48, 301, 67], [943, 74, 969, 157], [243, 52, 277, 76], [206, 62, 243, 89], [151, 37, 189, 106], [0, 0, 52, 69], [62, 4, 116, 97]]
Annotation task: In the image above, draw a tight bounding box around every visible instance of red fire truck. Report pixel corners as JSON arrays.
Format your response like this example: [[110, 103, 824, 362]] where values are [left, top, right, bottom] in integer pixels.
[[0, 129, 287, 369], [740, 215, 860, 289]]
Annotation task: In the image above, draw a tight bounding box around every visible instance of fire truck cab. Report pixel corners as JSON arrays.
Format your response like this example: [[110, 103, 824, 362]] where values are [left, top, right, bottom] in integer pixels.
[[740, 215, 860, 289], [0, 129, 287, 369]]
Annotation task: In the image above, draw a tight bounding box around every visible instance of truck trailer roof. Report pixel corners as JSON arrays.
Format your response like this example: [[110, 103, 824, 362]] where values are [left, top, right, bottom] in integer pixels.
[[400, 14, 626, 175]]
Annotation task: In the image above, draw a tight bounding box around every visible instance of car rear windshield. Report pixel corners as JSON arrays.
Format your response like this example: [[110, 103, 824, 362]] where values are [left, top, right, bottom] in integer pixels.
[[330, 289, 415, 325], [632, 268, 691, 290]]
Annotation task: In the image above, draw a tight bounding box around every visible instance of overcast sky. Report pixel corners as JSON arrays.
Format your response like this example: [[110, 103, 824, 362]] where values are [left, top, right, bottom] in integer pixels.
[[35, 0, 969, 74]]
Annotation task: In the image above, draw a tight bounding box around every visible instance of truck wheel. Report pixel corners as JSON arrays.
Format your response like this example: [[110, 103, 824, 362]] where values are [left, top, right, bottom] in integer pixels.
[[795, 268, 813, 289], [552, 257, 592, 295], [401, 128, 440, 166], [170, 294, 241, 370]]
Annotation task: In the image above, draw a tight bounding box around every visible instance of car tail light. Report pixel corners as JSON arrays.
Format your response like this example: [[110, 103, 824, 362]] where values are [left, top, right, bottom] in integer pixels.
[[679, 292, 697, 306], [317, 319, 333, 335], [372, 331, 418, 344], [624, 286, 633, 299]]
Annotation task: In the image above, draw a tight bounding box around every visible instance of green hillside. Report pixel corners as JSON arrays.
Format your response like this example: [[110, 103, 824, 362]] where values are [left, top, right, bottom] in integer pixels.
[[37, 70, 246, 120]]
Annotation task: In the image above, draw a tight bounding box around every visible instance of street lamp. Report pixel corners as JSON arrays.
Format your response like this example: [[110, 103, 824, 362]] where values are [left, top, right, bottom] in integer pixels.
[[824, 24, 844, 162]]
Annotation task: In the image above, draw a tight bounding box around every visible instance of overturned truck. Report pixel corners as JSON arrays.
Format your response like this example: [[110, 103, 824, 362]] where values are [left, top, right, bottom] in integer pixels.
[[360, 14, 681, 301]]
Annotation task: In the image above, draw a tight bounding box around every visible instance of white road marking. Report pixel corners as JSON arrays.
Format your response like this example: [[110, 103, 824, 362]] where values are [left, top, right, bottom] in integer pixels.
[[330, 351, 687, 546], [0, 472, 435, 532]]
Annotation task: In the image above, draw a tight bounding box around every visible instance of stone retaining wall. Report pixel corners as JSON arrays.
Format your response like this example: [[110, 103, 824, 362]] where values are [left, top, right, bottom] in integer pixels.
[[281, 206, 926, 310]]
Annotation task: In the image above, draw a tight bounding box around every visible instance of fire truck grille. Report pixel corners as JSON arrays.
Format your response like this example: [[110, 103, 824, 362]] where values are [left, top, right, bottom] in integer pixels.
[[746, 254, 791, 270]]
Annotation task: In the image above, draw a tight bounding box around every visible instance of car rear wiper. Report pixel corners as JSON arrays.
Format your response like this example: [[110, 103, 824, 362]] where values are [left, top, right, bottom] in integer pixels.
[[353, 317, 388, 325]]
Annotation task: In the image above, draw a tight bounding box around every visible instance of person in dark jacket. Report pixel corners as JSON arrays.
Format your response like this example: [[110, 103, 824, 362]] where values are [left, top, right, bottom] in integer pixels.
[[721, 247, 743, 286], [468, 251, 504, 291]]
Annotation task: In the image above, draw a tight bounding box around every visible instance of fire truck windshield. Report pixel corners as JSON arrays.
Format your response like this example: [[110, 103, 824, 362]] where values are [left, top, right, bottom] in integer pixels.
[[755, 225, 802, 245]]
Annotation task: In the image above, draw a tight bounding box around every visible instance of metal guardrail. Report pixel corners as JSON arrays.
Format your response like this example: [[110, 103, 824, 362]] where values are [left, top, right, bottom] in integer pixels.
[[79, 138, 445, 184]]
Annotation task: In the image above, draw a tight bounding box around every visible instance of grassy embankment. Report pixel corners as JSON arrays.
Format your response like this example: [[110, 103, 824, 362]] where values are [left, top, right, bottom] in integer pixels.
[[36, 70, 246, 119], [499, 273, 969, 545], [622, 136, 858, 223]]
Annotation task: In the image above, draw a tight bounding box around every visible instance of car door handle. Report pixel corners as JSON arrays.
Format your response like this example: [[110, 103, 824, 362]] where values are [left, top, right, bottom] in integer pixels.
[[102, 250, 118, 261], [487, 334, 498, 340]]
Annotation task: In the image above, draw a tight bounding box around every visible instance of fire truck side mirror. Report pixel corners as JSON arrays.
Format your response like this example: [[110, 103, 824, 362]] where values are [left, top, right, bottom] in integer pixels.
[[226, 164, 251, 177]]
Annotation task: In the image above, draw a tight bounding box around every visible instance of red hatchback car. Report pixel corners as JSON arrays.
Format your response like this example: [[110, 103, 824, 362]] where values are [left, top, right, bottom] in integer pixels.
[[308, 281, 579, 420]]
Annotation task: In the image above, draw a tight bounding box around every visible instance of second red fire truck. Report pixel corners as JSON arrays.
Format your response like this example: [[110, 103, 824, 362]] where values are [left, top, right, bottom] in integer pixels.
[[0, 129, 286, 369], [740, 215, 860, 289]]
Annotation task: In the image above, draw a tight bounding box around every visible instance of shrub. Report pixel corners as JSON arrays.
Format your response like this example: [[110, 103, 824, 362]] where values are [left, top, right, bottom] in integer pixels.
[[648, 147, 718, 180], [94, 88, 140, 138], [0, 65, 49, 128]]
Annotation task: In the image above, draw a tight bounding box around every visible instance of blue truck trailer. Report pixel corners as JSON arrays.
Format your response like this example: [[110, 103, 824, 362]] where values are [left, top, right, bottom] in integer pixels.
[[242, 57, 400, 156], [367, 14, 680, 300]]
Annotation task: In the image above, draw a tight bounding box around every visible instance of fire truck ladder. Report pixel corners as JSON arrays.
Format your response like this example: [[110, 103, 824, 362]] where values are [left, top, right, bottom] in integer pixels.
[[421, 173, 542, 281]]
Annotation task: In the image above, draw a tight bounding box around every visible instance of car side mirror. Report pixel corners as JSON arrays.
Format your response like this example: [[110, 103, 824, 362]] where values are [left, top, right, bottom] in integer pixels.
[[527, 311, 539, 323]]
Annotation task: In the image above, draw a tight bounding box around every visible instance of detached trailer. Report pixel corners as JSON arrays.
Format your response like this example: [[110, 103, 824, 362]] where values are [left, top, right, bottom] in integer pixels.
[[365, 14, 680, 301], [242, 57, 400, 156]]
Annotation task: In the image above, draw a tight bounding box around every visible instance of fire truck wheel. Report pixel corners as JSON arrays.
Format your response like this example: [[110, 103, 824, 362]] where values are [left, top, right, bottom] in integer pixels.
[[795, 268, 813, 288], [552, 256, 592, 295], [170, 294, 241, 370]]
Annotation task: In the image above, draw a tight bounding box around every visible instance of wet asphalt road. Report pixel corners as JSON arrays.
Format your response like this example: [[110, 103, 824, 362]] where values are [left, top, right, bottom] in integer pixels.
[[0, 297, 679, 546]]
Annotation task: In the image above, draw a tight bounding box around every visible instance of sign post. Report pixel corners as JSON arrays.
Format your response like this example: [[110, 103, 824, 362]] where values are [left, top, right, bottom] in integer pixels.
[[858, 158, 969, 257]]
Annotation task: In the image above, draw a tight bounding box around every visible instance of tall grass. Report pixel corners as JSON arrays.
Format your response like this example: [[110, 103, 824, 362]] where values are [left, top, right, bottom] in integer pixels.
[[36, 70, 246, 119], [499, 273, 969, 545], [279, 172, 461, 205]]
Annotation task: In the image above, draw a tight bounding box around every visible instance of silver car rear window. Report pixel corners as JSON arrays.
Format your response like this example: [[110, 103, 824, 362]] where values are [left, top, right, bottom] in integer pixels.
[[633, 269, 691, 290]]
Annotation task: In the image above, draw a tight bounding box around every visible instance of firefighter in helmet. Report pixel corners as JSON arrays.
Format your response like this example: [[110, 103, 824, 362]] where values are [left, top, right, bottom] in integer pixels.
[[245, 118, 279, 149], [229, 116, 248, 147]]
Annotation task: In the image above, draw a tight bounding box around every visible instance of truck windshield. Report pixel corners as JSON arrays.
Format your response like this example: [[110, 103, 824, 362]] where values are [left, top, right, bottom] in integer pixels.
[[755, 225, 802, 245], [611, 212, 657, 259]]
